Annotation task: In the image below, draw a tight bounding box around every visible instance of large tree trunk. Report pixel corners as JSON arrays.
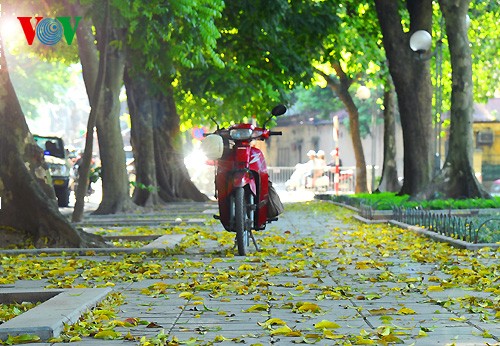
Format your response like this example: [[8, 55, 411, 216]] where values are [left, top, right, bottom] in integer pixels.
[[317, 65, 368, 193], [123, 68, 160, 207], [0, 35, 106, 248], [418, 0, 488, 199], [154, 86, 209, 202], [71, 2, 132, 215], [374, 0, 434, 196], [376, 76, 400, 192]]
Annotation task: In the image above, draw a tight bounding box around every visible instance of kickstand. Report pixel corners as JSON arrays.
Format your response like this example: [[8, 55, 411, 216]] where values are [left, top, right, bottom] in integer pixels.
[[249, 231, 260, 251]]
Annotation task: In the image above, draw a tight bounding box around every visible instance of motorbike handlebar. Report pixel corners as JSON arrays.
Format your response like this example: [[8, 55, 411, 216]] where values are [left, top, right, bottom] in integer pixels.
[[269, 131, 282, 136]]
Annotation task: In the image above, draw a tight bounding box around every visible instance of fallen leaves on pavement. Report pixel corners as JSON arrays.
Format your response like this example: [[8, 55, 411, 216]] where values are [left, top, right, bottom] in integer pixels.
[[0, 201, 499, 345]]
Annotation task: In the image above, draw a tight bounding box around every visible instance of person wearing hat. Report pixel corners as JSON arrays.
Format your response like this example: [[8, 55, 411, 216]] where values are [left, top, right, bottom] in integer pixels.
[[328, 150, 343, 169]]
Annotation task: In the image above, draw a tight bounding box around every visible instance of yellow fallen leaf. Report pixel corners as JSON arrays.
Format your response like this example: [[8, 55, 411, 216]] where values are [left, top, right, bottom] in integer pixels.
[[398, 307, 416, 315], [355, 261, 371, 270], [314, 320, 341, 329], [482, 331, 493, 338], [245, 303, 269, 312], [417, 329, 428, 338], [5, 335, 41, 344], [354, 336, 376, 344], [238, 264, 254, 271], [179, 292, 194, 299], [427, 285, 444, 291], [214, 335, 229, 342], [94, 330, 122, 340], [323, 330, 345, 339], [258, 318, 287, 327], [428, 276, 441, 282], [297, 302, 321, 313], [303, 333, 322, 342], [270, 325, 301, 337], [270, 325, 293, 336], [368, 307, 397, 315], [450, 316, 467, 322], [381, 334, 403, 343]]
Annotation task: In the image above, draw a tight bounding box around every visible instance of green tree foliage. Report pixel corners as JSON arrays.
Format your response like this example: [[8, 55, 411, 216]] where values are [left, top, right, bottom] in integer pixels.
[[291, 86, 344, 120], [117, 0, 224, 76], [177, 0, 341, 126], [468, 1, 500, 102]]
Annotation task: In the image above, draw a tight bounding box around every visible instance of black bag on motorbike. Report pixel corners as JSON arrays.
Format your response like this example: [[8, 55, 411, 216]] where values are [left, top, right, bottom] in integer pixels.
[[267, 181, 284, 218]]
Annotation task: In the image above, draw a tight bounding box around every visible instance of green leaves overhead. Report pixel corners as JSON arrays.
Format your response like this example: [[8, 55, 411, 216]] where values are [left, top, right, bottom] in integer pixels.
[[115, 0, 224, 76], [468, 1, 500, 102], [178, 0, 342, 124]]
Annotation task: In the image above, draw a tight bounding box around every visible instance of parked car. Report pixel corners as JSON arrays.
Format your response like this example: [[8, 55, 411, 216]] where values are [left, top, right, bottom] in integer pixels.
[[33, 135, 72, 207]]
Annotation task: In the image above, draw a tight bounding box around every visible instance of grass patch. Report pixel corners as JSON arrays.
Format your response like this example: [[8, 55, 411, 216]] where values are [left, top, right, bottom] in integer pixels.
[[331, 192, 500, 210]]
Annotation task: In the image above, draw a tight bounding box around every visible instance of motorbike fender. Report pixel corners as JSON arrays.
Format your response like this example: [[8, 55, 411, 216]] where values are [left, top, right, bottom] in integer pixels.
[[232, 171, 257, 195]]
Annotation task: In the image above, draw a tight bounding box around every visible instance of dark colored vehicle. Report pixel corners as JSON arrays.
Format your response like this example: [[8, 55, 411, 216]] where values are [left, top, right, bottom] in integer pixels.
[[33, 135, 72, 207]]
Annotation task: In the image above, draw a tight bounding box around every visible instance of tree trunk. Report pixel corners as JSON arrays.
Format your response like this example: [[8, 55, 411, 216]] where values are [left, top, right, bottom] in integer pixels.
[[418, 0, 488, 199], [316, 66, 368, 193], [154, 86, 209, 202], [374, 0, 434, 196], [93, 26, 133, 214], [376, 76, 400, 192], [0, 34, 106, 248], [72, 4, 107, 222], [123, 68, 160, 207]]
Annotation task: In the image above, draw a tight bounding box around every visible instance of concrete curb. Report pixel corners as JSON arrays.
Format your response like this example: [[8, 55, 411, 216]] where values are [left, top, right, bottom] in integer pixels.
[[0, 234, 186, 256], [0, 288, 112, 341]]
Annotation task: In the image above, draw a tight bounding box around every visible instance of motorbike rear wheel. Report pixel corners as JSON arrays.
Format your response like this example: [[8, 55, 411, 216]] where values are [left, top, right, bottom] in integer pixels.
[[233, 187, 249, 256]]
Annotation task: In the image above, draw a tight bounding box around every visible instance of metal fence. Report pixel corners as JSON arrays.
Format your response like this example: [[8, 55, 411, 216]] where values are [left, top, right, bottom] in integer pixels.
[[267, 166, 356, 194], [393, 207, 500, 244]]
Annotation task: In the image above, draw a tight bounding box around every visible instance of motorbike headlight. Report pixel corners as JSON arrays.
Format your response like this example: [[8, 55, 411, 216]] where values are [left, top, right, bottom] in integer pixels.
[[49, 163, 67, 176], [230, 128, 253, 140]]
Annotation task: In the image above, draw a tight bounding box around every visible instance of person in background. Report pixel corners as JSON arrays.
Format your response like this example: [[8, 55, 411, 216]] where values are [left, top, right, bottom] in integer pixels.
[[313, 150, 327, 187], [328, 150, 343, 169]]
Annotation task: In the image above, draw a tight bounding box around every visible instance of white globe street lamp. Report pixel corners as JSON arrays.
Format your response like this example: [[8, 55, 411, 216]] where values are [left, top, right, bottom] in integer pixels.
[[409, 30, 433, 54], [356, 85, 371, 101]]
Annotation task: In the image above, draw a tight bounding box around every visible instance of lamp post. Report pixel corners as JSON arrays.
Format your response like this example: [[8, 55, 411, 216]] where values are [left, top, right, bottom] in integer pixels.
[[409, 22, 445, 177], [356, 86, 376, 192], [332, 115, 340, 195]]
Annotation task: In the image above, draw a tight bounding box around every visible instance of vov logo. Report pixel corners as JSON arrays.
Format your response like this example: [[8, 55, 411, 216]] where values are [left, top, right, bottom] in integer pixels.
[[17, 17, 81, 46]]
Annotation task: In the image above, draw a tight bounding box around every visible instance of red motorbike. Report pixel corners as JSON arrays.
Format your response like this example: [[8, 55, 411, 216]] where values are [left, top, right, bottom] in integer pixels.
[[202, 105, 286, 255]]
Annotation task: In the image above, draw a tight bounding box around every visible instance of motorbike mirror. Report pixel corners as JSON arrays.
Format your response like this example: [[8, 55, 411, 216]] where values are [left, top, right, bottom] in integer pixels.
[[263, 105, 287, 128], [210, 117, 220, 130], [271, 104, 287, 116]]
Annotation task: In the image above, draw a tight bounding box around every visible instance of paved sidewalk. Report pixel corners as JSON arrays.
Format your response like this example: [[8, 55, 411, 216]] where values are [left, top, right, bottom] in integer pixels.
[[1, 201, 499, 345]]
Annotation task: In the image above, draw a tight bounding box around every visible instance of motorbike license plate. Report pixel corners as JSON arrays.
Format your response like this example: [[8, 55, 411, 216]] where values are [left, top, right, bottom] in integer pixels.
[[53, 179, 65, 186]]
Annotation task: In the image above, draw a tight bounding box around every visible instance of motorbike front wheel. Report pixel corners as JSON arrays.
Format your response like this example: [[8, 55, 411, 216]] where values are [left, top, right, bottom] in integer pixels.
[[233, 187, 249, 256]]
